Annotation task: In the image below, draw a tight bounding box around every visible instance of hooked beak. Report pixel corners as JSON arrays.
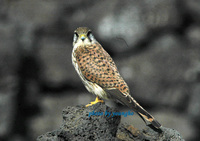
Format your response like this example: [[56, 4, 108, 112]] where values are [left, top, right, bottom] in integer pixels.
[[80, 34, 86, 41]]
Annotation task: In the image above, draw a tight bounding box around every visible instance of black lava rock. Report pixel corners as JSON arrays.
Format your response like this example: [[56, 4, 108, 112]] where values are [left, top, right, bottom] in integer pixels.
[[37, 103, 121, 141], [37, 103, 184, 141]]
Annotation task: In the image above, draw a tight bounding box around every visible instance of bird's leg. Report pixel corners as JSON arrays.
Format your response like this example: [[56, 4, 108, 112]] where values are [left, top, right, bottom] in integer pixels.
[[85, 96, 104, 107]]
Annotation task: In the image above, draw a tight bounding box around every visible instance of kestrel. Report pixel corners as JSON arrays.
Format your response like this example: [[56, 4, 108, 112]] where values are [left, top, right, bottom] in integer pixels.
[[72, 27, 161, 129]]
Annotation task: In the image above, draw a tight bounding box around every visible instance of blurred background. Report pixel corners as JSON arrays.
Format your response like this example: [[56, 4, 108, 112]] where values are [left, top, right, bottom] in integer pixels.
[[0, 0, 200, 140]]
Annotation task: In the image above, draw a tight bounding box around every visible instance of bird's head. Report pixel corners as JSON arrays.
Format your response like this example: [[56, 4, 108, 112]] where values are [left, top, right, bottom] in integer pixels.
[[73, 27, 96, 47]]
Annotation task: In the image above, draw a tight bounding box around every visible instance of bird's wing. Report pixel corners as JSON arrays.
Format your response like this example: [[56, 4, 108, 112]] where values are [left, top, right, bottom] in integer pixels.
[[75, 43, 130, 95], [75, 43, 161, 129]]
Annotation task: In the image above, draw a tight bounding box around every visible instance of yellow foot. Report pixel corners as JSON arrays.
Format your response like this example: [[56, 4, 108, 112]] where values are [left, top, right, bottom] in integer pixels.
[[86, 97, 104, 107]]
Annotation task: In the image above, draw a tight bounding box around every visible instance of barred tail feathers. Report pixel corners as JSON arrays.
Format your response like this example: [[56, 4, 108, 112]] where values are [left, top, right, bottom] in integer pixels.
[[105, 88, 161, 129], [135, 104, 161, 129]]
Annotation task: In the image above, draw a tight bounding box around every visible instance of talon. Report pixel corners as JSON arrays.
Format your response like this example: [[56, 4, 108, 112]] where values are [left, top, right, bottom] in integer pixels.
[[86, 97, 104, 107]]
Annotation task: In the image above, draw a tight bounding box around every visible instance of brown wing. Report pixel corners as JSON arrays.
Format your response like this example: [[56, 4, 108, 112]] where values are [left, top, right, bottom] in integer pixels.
[[75, 43, 161, 129], [75, 43, 129, 95]]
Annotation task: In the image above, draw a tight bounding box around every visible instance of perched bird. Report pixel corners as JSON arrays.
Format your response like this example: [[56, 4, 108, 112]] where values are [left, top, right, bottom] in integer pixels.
[[72, 27, 161, 129]]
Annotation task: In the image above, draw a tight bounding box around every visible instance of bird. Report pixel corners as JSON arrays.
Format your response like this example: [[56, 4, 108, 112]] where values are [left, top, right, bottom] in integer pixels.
[[72, 27, 161, 129]]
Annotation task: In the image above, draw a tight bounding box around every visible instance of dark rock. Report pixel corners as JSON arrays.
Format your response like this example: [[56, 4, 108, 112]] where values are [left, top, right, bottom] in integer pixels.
[[29, 92, 92, 139], [37, 103, 184, 141], [117, 124, 184, 141], [142, 126, 184, 141], [37, 103, 120, 140]]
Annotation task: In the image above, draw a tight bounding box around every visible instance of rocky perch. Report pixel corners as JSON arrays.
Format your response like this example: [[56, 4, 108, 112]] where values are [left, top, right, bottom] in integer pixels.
[[37, 103, 184, 141]]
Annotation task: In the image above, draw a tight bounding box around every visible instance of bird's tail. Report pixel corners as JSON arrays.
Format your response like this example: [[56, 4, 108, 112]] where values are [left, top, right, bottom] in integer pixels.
[[126, 96, 161, 129], [105, 89, 161, 129], [134, 104, 161, 129]]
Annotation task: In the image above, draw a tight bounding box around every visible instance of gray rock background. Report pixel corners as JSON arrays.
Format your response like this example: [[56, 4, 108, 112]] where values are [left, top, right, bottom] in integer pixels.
[[0, 0, 200, 140]]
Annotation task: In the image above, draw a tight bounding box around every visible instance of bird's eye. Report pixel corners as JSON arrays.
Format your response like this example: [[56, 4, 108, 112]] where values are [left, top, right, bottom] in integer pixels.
[[73, 32, 78, 42]]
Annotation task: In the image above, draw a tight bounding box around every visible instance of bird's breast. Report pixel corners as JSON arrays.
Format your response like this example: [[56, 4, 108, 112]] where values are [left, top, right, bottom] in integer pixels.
[[72, 45, 109, 99]]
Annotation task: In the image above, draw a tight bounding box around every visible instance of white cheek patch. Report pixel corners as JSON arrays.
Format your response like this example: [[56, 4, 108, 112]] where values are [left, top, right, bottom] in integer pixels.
[[74, 38, 92, 48]]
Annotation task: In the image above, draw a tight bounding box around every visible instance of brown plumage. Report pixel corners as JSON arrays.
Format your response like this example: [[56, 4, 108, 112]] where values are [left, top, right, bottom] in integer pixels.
[[72, 27, 161, 129], [74, 43, 129, 95]]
